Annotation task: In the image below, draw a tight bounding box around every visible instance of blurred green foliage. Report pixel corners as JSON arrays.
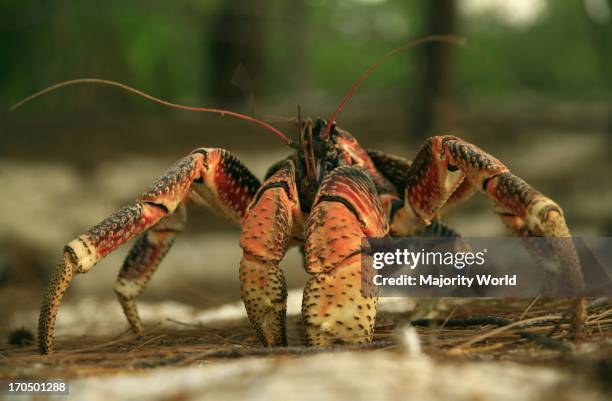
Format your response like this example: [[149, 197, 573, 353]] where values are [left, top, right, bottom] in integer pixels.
[[1, 0, 611, 114]]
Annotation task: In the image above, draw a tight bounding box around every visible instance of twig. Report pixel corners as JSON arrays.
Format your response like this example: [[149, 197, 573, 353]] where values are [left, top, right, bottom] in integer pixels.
[[441, 306, 458, 330], [128, 334, 167, 353], [170, 340, 397, 365], [61, 333, 138, 354], [447, 315, 561, 354], [412, 315, 570, 353], [167, 318, 204, 328], [412, 316, 512, 328], [588, 308, 612, 321], [587, 298, 610, 310], [519, 296, 540, 320]]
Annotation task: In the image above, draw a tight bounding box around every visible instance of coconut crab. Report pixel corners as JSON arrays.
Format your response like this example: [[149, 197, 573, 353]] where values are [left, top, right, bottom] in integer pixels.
[[14, 38, 584, 354]]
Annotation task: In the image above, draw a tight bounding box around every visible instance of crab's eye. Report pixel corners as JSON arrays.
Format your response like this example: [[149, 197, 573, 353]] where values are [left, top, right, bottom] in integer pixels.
[[322, 160, 337, 176], [317, 161, 334, 182]]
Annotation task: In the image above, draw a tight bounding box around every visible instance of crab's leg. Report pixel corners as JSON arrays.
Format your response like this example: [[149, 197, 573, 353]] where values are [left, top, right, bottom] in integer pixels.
[[367, 148, 476, 217], [387, 137, 563, 236], [386, 136, 585, 334], [389, 136, 582, 281], [239, 160, 301, 347], [114, 202, 187, 335], [302, 166, 388, 346], [39, 148, 260, 354]]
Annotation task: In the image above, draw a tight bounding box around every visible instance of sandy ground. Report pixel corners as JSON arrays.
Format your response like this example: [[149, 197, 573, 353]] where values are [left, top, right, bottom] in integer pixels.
[[17, 351, 609, 401]]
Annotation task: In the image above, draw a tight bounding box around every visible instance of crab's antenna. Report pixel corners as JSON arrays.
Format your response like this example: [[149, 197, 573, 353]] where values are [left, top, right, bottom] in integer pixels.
[[259, 113, 298, 124], [10, 78, 294, 146], [324, 34, 465, 139]]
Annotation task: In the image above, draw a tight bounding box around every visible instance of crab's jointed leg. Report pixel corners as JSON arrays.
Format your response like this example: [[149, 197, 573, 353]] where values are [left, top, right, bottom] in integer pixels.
[[387, 136, 567, 236], [239, 160, 301, 346], [38, 148, 261, 354], [388, 136, 582, 287], [302, 166, 388, 346], [385, 135, 585, 336], [114, 202, 187, 335]]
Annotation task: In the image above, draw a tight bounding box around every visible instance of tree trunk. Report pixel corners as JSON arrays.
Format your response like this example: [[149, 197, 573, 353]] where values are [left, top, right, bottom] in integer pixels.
[[208, 0, 268, 109], [413, 0, 458, 138]]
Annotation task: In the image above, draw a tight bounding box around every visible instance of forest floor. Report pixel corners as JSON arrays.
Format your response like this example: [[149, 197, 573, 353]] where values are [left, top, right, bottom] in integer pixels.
[[2, 294, 612, 401]]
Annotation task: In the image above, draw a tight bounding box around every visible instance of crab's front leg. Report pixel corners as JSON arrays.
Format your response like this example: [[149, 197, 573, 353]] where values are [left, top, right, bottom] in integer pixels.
[[302, 166, 388, 346], [38, 156, 198, 354], [239, 160, 301, 346], [39, 148, 261, 354], [387, 136, 585, 336], [390, 136, 583, 289]]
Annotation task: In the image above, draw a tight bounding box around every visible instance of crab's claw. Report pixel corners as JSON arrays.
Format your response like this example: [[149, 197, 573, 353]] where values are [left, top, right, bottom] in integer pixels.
[[302, 166, 388, 346]]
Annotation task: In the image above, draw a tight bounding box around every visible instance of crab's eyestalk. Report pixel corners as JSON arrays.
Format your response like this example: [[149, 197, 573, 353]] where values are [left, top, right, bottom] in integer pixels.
[[297, 117, 338, 189], [305, 119, 317, 182], [296, 107, 314, 182], [298, 117, 324, 185]]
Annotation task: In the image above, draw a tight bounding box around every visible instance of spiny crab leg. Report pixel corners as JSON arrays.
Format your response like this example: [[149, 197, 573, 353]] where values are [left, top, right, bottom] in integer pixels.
[[38, 253, 75, 354], [387, 135, 585, 337], [115, 202, 187, 335], [39, 200, 172, 354], [38, 148, 261, 354]]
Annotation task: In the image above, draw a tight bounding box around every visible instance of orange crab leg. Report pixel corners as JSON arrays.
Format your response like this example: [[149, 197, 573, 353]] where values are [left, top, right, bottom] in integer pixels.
[[389, 135, 583, 293], [302, 166, 388, 346], [114, 202, 187, 335], [239, 160, 301, 346], [38, 148, 261, 354]]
